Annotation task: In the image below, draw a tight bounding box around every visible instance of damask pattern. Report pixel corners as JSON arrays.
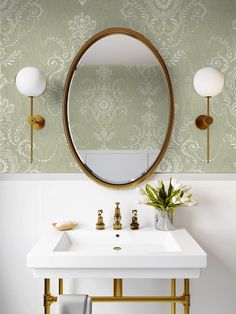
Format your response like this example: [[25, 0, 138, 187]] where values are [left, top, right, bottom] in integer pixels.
[[121, 0, 206, 66], [0, 0, 236, 173], [0, 0, 43, 90], [69, 64, 168, 150]]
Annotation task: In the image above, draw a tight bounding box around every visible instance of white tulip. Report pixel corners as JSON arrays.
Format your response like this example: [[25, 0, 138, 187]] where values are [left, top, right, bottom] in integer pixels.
[[180, 192, 191, 204], [171, 177, 183, 190], [172, 195, 181, 205], [139, 195, 150, 204]]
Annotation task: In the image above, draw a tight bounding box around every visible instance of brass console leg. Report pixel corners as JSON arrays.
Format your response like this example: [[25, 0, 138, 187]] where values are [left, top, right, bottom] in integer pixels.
[[59, 279, 63, 295], [171, 279, 176, 314], [44, 279, 57, 314], [114, 279, 123, 297], [44, 279, 51, 314], [184, 279, 190, 314]]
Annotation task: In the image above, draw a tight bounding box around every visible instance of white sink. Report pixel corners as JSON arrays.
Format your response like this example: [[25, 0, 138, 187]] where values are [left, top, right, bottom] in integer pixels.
[[27, 227, 207, 279]]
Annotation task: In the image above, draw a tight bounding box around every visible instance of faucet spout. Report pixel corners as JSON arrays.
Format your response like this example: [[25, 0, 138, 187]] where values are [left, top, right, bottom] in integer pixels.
[[113, 202, 122, 230]]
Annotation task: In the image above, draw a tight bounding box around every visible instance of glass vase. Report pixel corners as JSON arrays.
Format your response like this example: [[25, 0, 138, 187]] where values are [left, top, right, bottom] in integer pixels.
[[155, 208, 174, 231]]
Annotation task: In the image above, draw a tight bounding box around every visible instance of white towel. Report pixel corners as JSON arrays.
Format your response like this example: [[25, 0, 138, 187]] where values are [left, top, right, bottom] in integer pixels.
[[58, 294, 92, 314]]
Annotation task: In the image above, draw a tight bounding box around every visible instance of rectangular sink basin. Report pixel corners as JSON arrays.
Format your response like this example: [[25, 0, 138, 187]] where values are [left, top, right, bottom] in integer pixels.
[[27, 227, 207, 279], [54, 228, 181, 253]]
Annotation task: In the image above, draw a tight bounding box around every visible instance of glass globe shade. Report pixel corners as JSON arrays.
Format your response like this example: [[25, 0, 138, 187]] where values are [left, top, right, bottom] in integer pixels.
[[16, 67, 47, 97], [193, 66, 224, 97]]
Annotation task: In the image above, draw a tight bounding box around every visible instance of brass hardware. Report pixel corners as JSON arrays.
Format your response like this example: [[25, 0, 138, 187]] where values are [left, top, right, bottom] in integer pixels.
[[183, 279, 190, 314], [91, 296, 185, 302], [171, 278, 176, 314], [28, 96, 45, 163], [43, 278, 190, 313], [130, 209, 139, 230], [44, 279, 57, 314], [195, 96, 213, 163], [96, 209, 105, 230], [63, 27, 174, 188], [30, 97, 33, 164], [59, 279, 63, 295], [195, 115, 213, 130], [27, 115, 45, 130], [113, 246, 122, 250], [114, 279, 123, 297], [113, 202, 122, 230]]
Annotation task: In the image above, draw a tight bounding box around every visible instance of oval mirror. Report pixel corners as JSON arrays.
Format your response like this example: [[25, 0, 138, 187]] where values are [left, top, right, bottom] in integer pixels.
[[63, 28, 174, 188]]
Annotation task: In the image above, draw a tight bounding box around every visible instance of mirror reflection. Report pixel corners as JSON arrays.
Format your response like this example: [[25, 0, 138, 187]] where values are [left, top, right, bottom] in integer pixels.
[[67, 32, 172, 185]]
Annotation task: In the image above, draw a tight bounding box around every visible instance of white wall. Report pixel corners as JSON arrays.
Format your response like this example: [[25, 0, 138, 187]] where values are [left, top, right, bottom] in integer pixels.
[[0, 174, 235, 314]]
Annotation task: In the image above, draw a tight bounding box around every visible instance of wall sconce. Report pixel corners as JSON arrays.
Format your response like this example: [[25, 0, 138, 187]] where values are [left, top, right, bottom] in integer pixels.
[[193, 66, 224, 163], [16, 67, 47, 163]]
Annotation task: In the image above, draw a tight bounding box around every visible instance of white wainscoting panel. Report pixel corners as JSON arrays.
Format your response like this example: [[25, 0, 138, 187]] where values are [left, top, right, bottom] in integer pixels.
[[0, 174, 235, 314]]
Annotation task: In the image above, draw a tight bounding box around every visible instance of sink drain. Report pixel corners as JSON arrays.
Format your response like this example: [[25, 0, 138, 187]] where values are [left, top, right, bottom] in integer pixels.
[[113, 246, 122, 250]]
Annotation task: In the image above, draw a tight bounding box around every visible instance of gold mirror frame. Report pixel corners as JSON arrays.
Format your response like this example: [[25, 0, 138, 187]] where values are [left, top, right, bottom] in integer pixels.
[[63, 28, 174, 188]]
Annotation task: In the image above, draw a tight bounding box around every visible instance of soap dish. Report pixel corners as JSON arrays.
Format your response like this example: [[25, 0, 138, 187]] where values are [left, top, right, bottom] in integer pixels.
[[52, 222, 78, 231]]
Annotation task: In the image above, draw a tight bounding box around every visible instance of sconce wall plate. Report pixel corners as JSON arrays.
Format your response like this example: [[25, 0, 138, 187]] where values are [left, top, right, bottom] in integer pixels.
[[195, 115, 213, 130], [27, 115, 45, 130]]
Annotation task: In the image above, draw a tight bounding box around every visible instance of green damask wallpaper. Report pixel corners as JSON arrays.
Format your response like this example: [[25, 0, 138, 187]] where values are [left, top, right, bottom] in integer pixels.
[[69, 64, 168, 150], [1, 0, 236, 173]]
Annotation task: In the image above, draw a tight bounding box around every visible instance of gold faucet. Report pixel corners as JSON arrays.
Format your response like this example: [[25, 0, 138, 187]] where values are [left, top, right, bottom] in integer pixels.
[[113, 202, 122, 230], [96, 209, 105, 230], [130, 209, 139, 230]]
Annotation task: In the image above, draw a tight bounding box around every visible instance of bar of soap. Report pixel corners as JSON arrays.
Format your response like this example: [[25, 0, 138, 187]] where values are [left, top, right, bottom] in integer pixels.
[[52, 221, 78, 231], [55, 221, 75, 228]]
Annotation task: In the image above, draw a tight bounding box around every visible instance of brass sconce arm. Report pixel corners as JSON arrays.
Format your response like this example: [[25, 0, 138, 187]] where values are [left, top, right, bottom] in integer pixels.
[[27, 96, 45, 163], [195, 96, 213, 163]]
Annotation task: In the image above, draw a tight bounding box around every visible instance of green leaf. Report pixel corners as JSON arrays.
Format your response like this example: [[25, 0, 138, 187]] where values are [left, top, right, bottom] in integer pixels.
[[164, 189, 181, 207], [145, 184, 158, 202], [170, 189, 181, 198], [158, 180, 164, 190], [146, 202, 165, 210], [146, 202, 158, 208], [150, 185, 159, 198], [159, 184, 167, 200], [168, 180, 173, 197]]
